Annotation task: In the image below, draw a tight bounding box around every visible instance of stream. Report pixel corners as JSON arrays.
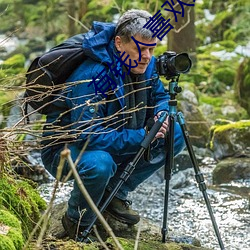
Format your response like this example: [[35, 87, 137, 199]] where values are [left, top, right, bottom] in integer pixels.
[[38, 155, 250, 250]]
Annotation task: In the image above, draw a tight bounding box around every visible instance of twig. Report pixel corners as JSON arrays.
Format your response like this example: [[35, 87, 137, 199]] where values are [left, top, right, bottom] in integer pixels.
[[134, 220, 142, 250], [93, 225, 110, 250], [61, 148, 124, 250], [68, 14, 90, 31]]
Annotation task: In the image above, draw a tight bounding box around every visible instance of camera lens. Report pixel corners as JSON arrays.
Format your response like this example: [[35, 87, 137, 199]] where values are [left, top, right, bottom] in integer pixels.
[[174, 53, 192, 73]]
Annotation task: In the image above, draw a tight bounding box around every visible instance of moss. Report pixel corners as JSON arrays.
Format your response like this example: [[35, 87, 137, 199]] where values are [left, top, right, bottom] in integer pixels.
[[209, 120, 250, 151], [106, 237, 208, 250], [7, 228, 24, 249], [0, 235, 16, 250], [0, 209, 21, 229], [0, 209, 24, 249], [199, 95, 224, 107], [0, 175, 46, 239], [1, 54, 25, 69], [213, 67, 235, 86], [213, 120, 250, 133]]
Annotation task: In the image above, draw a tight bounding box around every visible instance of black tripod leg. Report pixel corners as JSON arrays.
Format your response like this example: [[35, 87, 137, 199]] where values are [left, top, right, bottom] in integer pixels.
[[162, 114, 175, 243], [177, 112, 225, 250], [81, 112, 168, 240]]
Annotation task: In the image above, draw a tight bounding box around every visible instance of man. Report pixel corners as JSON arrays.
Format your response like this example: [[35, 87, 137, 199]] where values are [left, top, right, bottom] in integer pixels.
[[41, 9, 185, 241]]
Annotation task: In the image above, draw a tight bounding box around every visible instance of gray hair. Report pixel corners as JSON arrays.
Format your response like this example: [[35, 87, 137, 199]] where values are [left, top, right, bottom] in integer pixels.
[[115, 9, 154, 43]]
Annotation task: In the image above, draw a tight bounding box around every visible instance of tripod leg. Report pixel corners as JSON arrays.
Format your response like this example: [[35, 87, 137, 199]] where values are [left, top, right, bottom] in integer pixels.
[[162, 114, 175, 243], [177, 112, 225, 250], [81, 112, 168, 240]]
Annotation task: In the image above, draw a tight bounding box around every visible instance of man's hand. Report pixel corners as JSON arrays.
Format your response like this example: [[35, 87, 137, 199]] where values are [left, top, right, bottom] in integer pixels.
[[154, 111, 169, 139]]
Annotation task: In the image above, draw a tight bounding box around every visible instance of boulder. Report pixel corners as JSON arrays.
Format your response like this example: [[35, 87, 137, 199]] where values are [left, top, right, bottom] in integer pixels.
[[213, 157, 250, 184], [209, 120, 250, 160]]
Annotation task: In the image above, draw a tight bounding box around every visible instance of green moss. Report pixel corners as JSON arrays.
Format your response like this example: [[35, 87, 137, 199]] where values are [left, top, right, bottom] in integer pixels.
[[213, 120, 250, 133], [0, 209, 21, 229], [106, 237, 207, 250], [0, 235, 16, 250], [0, 175, 46, 239], [0, 209, 24, 249], [199, 95, 224, 107], [7, 228, 24, 249], [213, 67, 235, 86], [209, 120, 250, 150], [1, 54, 25, 69]]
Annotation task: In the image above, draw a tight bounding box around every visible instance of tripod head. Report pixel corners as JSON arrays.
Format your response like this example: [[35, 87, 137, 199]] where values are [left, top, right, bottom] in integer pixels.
[[168, 76, 182, 100]]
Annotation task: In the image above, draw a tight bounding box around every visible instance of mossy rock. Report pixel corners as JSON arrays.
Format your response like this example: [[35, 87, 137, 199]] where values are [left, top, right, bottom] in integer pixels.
[[209, 120, 250, 160], [213, 157, 250, 184], [0, 175, 47, 239], [0, 209, 24, 250], [106, 237, 210, 250]]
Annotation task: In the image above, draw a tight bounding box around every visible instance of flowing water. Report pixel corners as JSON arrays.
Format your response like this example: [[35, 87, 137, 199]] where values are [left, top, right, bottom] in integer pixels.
[[38, 156, 250, 250]]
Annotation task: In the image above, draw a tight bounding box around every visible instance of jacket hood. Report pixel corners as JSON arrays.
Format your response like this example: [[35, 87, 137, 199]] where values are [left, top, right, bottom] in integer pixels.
[[82, 21, 116, 64]]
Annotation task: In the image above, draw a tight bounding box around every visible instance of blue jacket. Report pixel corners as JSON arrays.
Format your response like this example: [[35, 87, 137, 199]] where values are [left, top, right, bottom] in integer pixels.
[[44, 21, 170, 156]]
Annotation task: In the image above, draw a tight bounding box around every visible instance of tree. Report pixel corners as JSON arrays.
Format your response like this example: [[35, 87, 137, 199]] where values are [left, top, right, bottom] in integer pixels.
[[167, 1, 196, 62]]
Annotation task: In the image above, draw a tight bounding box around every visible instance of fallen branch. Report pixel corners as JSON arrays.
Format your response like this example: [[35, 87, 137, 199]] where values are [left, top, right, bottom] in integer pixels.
[[62, 148, 124, 250]]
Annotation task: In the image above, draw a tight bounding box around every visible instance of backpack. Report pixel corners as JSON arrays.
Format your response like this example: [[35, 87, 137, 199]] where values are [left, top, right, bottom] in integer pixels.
[[24, 34, 87, 115]]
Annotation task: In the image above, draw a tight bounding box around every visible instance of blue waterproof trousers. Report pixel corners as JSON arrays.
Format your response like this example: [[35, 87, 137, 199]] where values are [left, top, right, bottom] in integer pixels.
[[41, 122, 185, 226]]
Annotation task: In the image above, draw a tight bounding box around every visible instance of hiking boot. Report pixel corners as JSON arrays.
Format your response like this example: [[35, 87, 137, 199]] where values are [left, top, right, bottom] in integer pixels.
[[105, 196, 140, 225], [61, 213, 97, 243]]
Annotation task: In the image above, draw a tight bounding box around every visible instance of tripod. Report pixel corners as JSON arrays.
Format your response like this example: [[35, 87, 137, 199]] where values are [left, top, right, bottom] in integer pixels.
[[162, 77, 225, 249], [82, 77, 225, 250]]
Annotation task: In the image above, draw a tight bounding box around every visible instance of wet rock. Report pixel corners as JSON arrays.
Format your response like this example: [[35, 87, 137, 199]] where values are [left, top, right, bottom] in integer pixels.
[[170, 168, 193, 189], [209, 120, 250, 160], [213, 157, 250, 184]]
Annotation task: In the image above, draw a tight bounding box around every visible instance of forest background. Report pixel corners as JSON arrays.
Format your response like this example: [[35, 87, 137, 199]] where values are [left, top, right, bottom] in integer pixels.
[[0, 0, 250, 126]]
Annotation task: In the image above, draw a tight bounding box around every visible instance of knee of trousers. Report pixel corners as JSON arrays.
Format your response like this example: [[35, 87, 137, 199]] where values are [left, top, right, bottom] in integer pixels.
[[174, 123, 186, 155], [77, 150, 117, 182]]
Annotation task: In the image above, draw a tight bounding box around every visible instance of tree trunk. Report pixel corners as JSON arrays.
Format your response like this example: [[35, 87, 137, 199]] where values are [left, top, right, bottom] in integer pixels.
[[67, 0, 76, 36], [167, 6, 196, 63]]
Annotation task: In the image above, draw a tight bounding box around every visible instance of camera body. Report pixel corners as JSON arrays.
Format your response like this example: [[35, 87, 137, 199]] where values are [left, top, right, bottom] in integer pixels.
[[156, 51, 192, 79]]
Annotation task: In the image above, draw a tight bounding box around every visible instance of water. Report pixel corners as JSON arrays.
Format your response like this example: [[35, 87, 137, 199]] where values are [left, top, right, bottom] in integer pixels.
[[38, 157, 250, 250]]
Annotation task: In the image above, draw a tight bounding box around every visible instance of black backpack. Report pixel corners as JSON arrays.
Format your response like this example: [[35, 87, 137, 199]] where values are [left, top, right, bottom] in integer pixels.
[[24, 34, 87, 115]]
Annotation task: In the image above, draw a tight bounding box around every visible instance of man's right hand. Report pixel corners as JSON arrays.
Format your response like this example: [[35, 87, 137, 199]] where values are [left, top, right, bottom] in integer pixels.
[[154, 112, 169, 139]]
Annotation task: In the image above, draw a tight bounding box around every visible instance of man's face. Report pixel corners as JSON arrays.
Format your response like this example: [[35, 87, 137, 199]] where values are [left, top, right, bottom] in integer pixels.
[[115, 34, 157, 74]]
